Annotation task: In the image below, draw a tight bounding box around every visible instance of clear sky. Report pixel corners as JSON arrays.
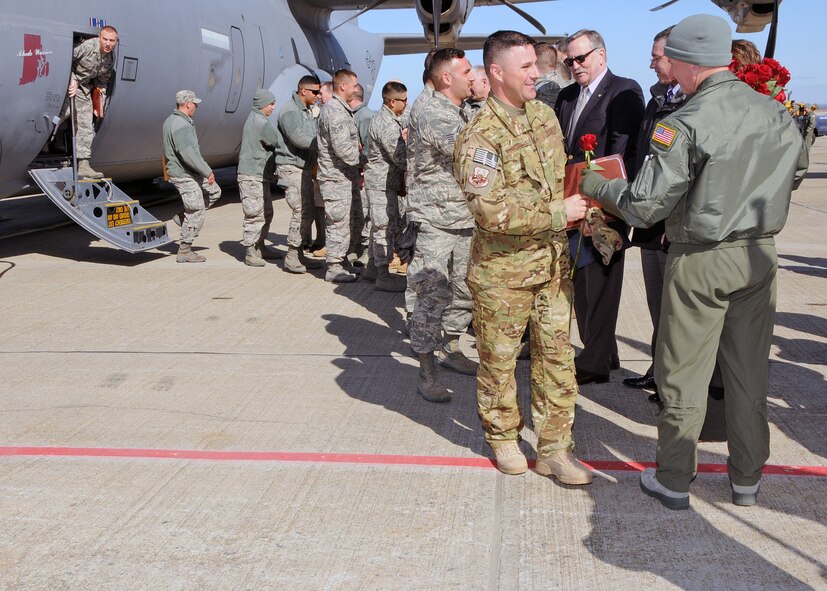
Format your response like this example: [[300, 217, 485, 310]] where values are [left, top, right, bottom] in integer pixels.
[[357, 0, 824, 110]]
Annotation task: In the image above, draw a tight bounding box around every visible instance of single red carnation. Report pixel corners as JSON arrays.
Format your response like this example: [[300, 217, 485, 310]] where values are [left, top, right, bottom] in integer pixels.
[[579, 134, 598, 152]]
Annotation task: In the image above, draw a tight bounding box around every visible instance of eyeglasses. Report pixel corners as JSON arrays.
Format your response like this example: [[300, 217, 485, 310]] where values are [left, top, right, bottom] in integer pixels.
[[563, 47, 599, 68], [302, 88, 321, 95], [391, 97, 408, 104]]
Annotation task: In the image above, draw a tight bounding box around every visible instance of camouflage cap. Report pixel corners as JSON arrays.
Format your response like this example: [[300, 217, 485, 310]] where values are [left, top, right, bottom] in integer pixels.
[[176, 90, 202, 105]]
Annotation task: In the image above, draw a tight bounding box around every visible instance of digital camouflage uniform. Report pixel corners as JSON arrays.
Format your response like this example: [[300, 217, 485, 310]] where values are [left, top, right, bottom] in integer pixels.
[[533, 70, 564, 109], [237, 107, 280, 247], [581, 70, 809, 492], [353, 103, 375, 253], [317, 94, 363, 265], [276, 92, 318, 248], [66, 37, 114, 159], [162, 110, 220, 244], [454, 96, 577, 456], [403, 86, 434, 313], [364, 104, 406, 266], [407, 90, 474, 354]]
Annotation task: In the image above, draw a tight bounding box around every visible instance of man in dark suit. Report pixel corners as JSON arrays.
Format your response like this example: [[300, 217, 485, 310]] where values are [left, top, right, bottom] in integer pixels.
[[555, 29, 645, 385]]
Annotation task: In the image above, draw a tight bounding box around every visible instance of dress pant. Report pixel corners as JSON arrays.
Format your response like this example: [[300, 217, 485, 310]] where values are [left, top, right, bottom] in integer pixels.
[[573, 250, 625, 376]]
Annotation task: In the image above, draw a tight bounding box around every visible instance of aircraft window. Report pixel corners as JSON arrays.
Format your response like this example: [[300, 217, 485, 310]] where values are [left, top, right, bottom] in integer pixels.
[[201, 28, 231, 52]]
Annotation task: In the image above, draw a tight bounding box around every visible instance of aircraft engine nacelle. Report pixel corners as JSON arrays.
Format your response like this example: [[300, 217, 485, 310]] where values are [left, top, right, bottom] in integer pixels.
[[712, 0, 781, 33], [414, 0, 474, 47]]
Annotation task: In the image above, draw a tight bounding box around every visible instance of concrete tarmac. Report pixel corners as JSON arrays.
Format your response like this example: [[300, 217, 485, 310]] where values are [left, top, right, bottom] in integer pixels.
[[0, 140, 825, 590]]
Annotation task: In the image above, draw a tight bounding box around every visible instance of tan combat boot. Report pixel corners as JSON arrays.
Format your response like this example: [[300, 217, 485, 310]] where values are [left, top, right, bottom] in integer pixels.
[[490, 440, 528, 475], [437, 336, 478, 375], [176, 242, 206, 263], [535, 450, 593, 485], [375, 264, 406, 292], [417, 352, 451, 403], [77, 158, 104, 179], [244, 245, 265, 267], [283, 247, 306, 274]]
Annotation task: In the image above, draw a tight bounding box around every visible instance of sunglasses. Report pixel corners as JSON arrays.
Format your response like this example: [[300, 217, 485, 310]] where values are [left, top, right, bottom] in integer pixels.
[[302, 88, 321, 95], [563, 47, 599, 68], [391, 97, 408, 104]]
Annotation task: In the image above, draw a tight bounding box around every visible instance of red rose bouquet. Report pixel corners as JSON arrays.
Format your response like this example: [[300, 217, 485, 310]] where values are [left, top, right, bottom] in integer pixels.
[[731, 57, 791, 103]]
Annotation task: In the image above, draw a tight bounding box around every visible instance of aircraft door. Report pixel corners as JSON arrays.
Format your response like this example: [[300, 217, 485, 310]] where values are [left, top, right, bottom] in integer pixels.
[[225, 27, 244, 113]]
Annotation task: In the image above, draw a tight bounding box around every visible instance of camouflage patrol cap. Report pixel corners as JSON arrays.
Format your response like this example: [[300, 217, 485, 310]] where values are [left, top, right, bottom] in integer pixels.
[[176, 90, 201, 105]]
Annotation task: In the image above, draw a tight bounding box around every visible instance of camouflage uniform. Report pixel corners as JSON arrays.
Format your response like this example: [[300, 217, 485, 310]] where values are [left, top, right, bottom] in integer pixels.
[[66, 37, 114, 159], [276, 92, 318, 248], [364, 104, 406, 266], [403, 87, 434, 313], [353, 104, 375, 253], [454, 96, 577, 455], [237, 107, 280, 246], [407, 90, 474, 354], [534, 71, 564, 109], [317, 94, 363, 264], [162, 110, 220, 244]]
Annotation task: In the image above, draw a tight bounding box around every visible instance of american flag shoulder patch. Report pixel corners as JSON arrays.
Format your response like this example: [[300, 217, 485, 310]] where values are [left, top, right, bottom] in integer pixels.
[[472, 147, 499, 168], [652, 123, 677, 148]]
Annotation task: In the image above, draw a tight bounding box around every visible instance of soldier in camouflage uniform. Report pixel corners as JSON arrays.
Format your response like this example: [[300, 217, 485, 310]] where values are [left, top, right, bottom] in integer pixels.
[[364, 81, 409, 292], [237, 89, 281, 267], [65, 26, 118, 179], [454, 31, 592, 483], [276, 75, 324, 273], [317, 69, 364, 283], [402, 54, 437, 325], [349, 84, 374, 266], [407, 48, 478, 403], [162, 90, 221, 263], [533, 41, 564, 108]]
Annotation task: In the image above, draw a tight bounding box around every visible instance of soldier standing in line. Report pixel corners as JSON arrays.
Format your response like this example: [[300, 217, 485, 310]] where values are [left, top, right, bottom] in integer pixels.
[[276, 75, 325, 274], [532, 41, 563, 108], [454, 31, 592, 482], [467, 66, 490, 113], [363, 81, 409, 293], [236, 89, 282, 267], [349, 84, 375, 267], [162, 90, 221, 263], [801, 104, 817, 147], [65, 26, 118, 179], [407, 48, 478, 403], [579, 15, 808, 509], [317, 69, 363, 283]]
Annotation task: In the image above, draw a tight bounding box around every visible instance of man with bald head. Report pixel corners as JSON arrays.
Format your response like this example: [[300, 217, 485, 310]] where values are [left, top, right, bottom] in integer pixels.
[[454, 30, 592, 484], [467, 65, 490, 112]]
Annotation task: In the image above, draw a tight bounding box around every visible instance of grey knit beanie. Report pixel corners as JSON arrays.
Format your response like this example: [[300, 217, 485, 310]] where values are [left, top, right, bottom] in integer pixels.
[[664, 14, 732, 67], [253, 89, 276, 110]]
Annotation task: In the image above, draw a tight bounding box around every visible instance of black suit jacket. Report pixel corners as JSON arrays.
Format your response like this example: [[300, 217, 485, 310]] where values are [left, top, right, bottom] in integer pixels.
[[554, 69, 644, 267]]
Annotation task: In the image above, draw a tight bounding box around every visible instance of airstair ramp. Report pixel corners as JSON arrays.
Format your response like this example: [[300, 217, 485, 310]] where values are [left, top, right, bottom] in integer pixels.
[[29, 168, 171, 253]]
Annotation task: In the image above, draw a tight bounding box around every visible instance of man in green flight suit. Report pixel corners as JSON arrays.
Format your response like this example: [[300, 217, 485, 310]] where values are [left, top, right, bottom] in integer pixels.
[[579, 14, 809, 509], [454, 30, 592, 483]]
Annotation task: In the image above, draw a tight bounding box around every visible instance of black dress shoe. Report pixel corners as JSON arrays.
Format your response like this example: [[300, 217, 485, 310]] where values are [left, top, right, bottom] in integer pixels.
[[576, 368, 610, 385], [648, 392, 662, 404], [623, 375, 656, 389]]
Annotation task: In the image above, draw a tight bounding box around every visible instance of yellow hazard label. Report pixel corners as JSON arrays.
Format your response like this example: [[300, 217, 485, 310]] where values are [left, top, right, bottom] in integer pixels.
[[107, 204, 132, 228]]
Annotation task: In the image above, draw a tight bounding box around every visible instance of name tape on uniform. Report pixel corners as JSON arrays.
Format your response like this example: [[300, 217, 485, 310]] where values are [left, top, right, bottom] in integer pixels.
[[652, 122, 677, 149]]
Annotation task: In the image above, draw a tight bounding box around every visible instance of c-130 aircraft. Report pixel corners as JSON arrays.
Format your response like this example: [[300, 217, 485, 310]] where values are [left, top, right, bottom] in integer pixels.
[[2, 0, 781, 201]]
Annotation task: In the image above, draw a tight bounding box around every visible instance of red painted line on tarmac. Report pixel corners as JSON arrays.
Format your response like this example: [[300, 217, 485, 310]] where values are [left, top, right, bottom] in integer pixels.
[[1, 447, 825, 477]]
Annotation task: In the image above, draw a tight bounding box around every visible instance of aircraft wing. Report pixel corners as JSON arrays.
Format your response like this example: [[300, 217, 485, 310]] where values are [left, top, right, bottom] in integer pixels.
[[304, 0, 549, 10], [384, 33, 565, 56]]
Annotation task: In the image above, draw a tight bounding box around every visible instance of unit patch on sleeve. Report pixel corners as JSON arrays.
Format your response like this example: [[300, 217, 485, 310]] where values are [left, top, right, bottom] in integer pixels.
[[651, 122, 677, 149], [468, 166, 491, 189]]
